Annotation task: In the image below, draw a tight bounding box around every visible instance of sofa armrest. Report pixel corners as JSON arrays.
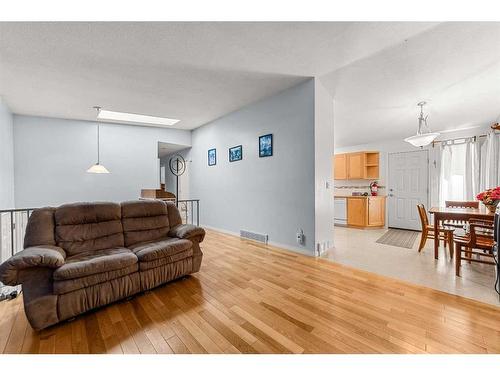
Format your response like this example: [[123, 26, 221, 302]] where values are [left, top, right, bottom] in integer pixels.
[[169, 224, 205, 243], [0, 245, 66, 286]]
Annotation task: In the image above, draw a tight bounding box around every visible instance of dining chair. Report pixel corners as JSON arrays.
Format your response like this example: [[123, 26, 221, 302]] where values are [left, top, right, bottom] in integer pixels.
[[444, 201, 480, 229], [445, 201, 480, 209], [417, 204, 454, 256], [454, 218, 495, 276]]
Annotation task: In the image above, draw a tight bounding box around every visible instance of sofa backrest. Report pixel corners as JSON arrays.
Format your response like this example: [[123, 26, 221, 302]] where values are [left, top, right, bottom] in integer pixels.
[[24, 207, 57, 248], [121, 200, 170, 247], [54, 202, 124, 256], [166, 201, 182, 228]]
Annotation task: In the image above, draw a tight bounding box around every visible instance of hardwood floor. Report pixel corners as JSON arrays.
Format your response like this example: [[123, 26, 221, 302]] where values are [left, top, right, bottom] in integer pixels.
[[1, 229, 500, 354]]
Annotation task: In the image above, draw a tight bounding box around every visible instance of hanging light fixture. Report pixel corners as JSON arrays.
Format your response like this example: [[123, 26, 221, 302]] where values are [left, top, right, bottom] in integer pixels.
[[87, 106, 110, 174], [404, 101, 440, 147]]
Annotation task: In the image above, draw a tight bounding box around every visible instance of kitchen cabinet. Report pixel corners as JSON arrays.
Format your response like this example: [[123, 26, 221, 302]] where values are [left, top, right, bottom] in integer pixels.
[[347, 197, 367, 226], [341, 196, 386, 228], [333, 151, 379, 180], [333, 154, 347, 180], [347, 152, 365, 179], [368, 197, 385, 226]]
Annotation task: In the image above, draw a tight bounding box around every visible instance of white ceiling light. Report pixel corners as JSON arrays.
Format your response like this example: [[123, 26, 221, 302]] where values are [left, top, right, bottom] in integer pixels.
[[87, 106, 110, 174], [97, 109, 180, 127], [404, 101, 440, 147]]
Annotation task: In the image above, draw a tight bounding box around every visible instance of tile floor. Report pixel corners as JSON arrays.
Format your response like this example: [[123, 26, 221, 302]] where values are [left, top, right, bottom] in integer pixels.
[[323, 226, 500, 306]]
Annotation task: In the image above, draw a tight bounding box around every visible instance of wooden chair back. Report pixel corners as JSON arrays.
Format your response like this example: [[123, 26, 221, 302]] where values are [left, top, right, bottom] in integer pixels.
[[445, 201, 479, 209], [417, 204, 429, 228], [455, 218, 495, 276]]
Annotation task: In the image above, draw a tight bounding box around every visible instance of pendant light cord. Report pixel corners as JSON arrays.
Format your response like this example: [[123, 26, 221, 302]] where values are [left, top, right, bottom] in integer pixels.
[[94, 106, 101, 165], [97, 122, 100, 164]]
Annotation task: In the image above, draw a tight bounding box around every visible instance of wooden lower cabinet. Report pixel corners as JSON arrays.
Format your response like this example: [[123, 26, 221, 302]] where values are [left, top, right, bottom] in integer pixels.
[[368, 197, 385, 226], [347, 198, 367, 226], [346, 196, 386, 228]]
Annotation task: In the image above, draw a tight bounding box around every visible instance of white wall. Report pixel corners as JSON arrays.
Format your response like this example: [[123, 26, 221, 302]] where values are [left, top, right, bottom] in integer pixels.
[[314, 78, 335, 254], [0, 99, 15, 209], [13, 115, 191, 207], [188, 80, 316, 254]]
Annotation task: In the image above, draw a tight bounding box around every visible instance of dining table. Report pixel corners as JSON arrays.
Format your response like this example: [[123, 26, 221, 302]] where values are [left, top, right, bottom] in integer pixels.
[[428, 206, 495, 259]]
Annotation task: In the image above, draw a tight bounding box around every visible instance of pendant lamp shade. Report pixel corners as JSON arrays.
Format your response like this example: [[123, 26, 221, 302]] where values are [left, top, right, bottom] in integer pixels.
[[87, 163, 110, 174], [404, 102, 440, 147]]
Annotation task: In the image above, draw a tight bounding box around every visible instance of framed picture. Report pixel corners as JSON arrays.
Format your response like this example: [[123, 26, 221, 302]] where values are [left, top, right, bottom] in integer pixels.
[[259, 134, 273, 157], [208, 148, 216, 166], [229, 145, 243, 162]]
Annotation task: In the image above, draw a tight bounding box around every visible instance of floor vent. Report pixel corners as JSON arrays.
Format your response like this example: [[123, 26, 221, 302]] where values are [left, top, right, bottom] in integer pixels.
[[240, 230, 268, 244]]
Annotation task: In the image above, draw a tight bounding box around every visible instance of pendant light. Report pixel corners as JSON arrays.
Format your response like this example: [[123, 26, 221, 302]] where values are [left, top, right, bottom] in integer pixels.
[[87, 106, 110, 173], [404, 101, 440, 147]]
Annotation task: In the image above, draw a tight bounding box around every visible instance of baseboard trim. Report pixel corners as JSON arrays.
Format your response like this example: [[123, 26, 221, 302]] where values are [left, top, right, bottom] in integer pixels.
[[200, 224, 315, 257]]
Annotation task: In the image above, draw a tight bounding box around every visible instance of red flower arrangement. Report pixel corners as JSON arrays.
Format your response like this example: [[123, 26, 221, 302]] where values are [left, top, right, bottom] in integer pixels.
[[476, 186, 500, 206]]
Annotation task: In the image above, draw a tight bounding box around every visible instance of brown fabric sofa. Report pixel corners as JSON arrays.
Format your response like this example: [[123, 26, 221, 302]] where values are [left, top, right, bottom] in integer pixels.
[[0, 200, 204, 331]]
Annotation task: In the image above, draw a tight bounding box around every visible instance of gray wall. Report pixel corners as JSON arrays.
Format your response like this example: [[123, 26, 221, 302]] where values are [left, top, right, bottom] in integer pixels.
[[189, 80, 316, 254], [0, 99, 15, 209], [313, 78, 335, 254], [13, 115, 191, 207]]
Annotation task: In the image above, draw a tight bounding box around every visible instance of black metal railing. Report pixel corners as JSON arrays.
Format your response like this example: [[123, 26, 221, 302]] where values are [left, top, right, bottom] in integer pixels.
[[177, 199, 200, 226]]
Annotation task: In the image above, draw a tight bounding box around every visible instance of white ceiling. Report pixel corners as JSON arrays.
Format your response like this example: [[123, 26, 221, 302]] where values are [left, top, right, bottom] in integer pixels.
[[0, 22, 437, 130], [324, 22, 500, 147]]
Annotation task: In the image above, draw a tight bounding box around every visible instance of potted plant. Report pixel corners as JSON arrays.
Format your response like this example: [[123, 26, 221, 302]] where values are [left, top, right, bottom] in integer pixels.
[[476, 186, 500, 212]]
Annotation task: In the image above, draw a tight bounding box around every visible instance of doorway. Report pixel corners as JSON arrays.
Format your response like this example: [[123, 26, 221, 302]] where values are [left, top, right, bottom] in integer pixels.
[[387, 150, 429, 230]]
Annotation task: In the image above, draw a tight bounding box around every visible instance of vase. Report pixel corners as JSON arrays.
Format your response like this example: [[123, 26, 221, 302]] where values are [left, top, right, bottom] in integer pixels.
[[484, 203, 498, 213]]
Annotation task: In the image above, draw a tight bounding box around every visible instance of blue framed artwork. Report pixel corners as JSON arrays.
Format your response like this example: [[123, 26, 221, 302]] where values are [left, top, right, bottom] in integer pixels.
[[208, 148, 216, 166], [229, 145, 243, 162], [259, 134, 273, 157]]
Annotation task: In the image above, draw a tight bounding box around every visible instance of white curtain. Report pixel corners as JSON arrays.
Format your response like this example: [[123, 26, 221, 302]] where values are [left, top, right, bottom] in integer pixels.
[[439, 143, 453, 205], [437, 131, 499, 206], [480, 131, 500, 191], [465, 138, 480, 199], [438, 140, 481, 205], [430, 144, 442, 207]]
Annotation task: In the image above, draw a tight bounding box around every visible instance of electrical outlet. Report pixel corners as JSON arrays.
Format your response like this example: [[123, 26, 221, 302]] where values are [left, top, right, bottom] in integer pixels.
[[296, 229, 305, 245]]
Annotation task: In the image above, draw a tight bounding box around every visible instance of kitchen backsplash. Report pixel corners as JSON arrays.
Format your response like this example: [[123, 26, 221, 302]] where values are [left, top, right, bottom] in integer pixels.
[[334, 185, 386, 196]]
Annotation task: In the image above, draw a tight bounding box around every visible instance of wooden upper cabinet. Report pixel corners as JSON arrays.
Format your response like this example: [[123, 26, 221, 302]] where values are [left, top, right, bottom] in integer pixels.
[[333, 151, 379, 180], [347, 152, 365, 179], [334, 154, 347, 180]]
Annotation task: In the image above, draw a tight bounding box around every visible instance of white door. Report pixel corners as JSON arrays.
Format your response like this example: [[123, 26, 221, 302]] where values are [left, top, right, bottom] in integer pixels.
[[388, 150, 429, 230]]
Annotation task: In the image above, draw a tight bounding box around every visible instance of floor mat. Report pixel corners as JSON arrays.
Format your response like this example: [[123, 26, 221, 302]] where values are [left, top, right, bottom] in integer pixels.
[[375, 228, 419, 249]]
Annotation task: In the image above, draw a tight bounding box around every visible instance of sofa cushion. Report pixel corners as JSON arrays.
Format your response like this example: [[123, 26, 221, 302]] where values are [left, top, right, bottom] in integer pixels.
[[129, 237, 192, 263], [57, 272, 141, 322], [53, 263, 138, 295], [55, 202, 124, 256], [53, 247, 137, 281], [121, 200, 170, 247]]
